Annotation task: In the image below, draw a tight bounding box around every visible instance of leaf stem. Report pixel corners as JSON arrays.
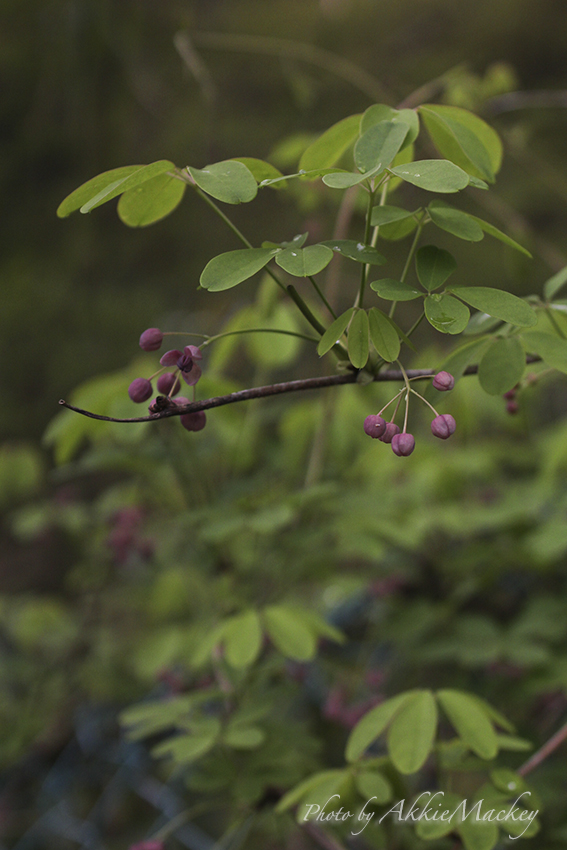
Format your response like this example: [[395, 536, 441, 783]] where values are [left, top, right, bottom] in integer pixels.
[[358, 188, 376, 309], [389, 221, 424, 319], [544, 305, 567, 339], [200, 328, 319, 348], [308, 276, 337, 319]]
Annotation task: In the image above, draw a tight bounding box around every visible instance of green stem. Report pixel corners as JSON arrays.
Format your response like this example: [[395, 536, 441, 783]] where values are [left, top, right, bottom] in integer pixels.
[[389, 221, 424, 319], [358, 188, 375, 309], [308, 275, 337, 319], [405, 310, 426, 339], [191, 182, 253, 248], [286, 285, 327, 335], [200, 328, 319, 348], [397, 360, 412, 433]]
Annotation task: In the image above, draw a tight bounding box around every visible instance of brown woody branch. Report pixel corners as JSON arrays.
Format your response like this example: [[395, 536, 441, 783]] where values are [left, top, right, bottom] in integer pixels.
[[58, 357, 542, 424]]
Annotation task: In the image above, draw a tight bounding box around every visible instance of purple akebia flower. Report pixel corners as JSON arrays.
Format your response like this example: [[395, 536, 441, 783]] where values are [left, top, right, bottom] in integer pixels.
[[363, 415, 387, 439], [432, 371, 455, 391], [391, 433, 415, 456], [431, 414, 456, 439], [139, 328, 163, 351]]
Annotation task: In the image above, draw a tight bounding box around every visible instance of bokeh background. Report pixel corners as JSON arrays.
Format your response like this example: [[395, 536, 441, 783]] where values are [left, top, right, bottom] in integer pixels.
[[3, 1, 567, 848]]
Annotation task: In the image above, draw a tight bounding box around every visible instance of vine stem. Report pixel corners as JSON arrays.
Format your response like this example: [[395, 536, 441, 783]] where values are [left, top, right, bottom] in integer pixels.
[[59, 358, 542, 424], [518, 717, 567, 777]]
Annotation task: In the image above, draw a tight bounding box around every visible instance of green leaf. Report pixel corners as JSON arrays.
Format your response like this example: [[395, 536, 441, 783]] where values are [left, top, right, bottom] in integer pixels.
[[416, 245, 457, 291], [425, 294, 470, 334], [387, 690, 437, 774], [415, 792, 463, 839], [317, 308, 355, 356], [378, 216, 418, 241], [477, 337, 525, 395], [521, 330, 567, 373], [466, 215, 532, 257], [263, 605, 317, 661], [360, 105, 419, 149], [77, 161, 176, 214], [463, 312, 503, 335], [299, 113, 362, 171], [345, 693, 413, 762], [370, 205, 417, 227], [223, 610, 262, 668], [276, 770, 347, 814], [368, 307, 401, 361], [188, 160, 258, 204], [389, 159, 470, 193], [470, 696, 515, 734], [57, 165, 143, 217], [449, 286, 537, 327], [495, 734, 532, 751], [419, 105, 498, 183], [321, 240, 386, 265], [223, 724, 265, 749], [152, 721, 221, 763], [354, 770, 392, 804], [543, 264, 567, 301], [370, 279, 422, 301], [433, 337, 492, 383], [421, 103, 503, 174], [348, 309, 370, 368], [458, 818, 499, 850], [275, 244, 333, 276], [231, 157, 286, 189], [490, 768, 527, 795], [117, 173, 186, 227], [354, 121, 409, 175], [120, 695, 195, 739], [200, 248, 278, 292], [428, 200, 484, 241], [322, 162, 383, 188], [437, 690, 498, 759]]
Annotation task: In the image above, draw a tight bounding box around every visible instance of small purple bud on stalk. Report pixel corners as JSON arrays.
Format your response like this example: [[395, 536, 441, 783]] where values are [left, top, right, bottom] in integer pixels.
[[128, 841, 165, 850], [432, 371, 455, 391], [431, 414, 456, 439], [363, 415, 387, 439], [506, 400, 519, 415], [157, 372, 181, 395], [139, 328, 163, 351], [391, 433, 415, 456], [180, 411, 207, 432], [160, 349, 183, 366], [379, 423, 400, 444], [503, 389, 517, 400], [128, 378, 153, 403]]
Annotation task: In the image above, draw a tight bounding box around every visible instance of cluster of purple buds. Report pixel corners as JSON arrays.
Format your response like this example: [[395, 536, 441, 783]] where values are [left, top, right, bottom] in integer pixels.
[[363, 371, 456, 457], [128, 328, 207, 433], [503, 385, 519, 414]]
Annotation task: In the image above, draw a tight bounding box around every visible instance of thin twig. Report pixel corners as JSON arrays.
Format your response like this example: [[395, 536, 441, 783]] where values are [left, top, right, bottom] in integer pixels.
[[58, 356, 542, 424], [518, 718, 567, 777]]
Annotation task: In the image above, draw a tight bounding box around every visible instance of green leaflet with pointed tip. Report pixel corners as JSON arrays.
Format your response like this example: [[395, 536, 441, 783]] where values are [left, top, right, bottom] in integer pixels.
[[188, 160, 258, 204], [437, 690, 498, 759], [117, 173, 186, 227], [322, 161, 384, 188], [200, 248, 278, 291], [317, 308, 355, 356], [543, 264, 567, 301], [345, 693, 413, 762], [275, 244, 333, 277], [299, 113, 362, 171], [466, 215, 532, 257], [348, 309, 369, 368], [368, 307, 400, 362], [449, 286, 537, 327], [354, 120, 409, 175], [419, 105, 498, 183], [354, 770, 392, 804], [360, 105, 419, 149], [370, 205, 417, 227], [521, 331, 567, 373], [370, 279, 422, 301], [231, 157, 285, 189], [389, 159, 470, 193], [387, 690, 437, 774], [57, 165, 144, 217], [478, 337, 526, 395], [223, 609, 262, 668], [428, 200, 484, 241], [80, 161, 176, 213], [321, 240, 386, 265], [416, 245, 457, 291], [425, 294, 470, 334], [263, 605, 317, 661]]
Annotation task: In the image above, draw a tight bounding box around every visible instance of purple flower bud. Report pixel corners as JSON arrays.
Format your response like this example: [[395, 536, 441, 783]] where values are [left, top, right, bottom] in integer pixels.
[[128, 378, 153, 403], [139, 328, 163, 351], [173, 396, 190, 406], [157, 372, 181, 395], [506, 400, 519, 415], [391, 433, 415, 456], [184, 345, 203, 361], [363, 415, 387, 439], [181, 363, 202, 387], [432, 371, 455, 391], [503, 389, 517, 400], [180, 411, 207, 432], [379, 423, 400, 443], [431, 414, 456, 439], [160, 349, 183, 367], [129, 841, 165, 850], [176, 353, 194, 373]]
